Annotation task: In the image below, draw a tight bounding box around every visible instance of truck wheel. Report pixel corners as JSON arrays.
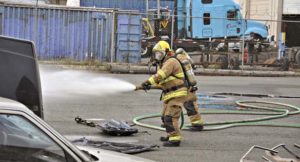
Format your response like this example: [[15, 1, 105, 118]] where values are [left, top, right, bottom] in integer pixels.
[[229, 57, 240, 70], [216, 55, 228, 69], [141, 47, 151, 58], [295, 50, 300, 65]]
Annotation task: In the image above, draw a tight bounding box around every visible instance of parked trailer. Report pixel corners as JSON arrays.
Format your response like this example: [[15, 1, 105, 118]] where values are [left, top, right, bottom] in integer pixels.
[[80, 0, 174, 13]]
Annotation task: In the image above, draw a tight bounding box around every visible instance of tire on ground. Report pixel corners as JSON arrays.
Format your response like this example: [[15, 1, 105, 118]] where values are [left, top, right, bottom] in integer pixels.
[[295, 50, 300, 65], [281, 57, 290, 71], [216, 55, 228, 69], [229, 57, 240, 70], [202, 62, 209, 68]]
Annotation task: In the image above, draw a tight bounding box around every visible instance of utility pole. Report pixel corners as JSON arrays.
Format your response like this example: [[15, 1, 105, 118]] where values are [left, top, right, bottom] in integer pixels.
[[276, 0, 283, 44], [244, 0, 250, 19], [157, 0, 160, 18], [146, 0, 149, 17]]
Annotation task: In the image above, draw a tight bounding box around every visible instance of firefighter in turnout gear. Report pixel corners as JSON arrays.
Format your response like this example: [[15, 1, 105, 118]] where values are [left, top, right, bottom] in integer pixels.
[[174, 48, 204, 131], [160, 48, 204, 143], [140, 41, 204, 147]]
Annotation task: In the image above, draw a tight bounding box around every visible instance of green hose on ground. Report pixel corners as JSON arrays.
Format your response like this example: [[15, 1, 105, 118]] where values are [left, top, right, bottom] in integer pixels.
[[132, 100, 300, 131]]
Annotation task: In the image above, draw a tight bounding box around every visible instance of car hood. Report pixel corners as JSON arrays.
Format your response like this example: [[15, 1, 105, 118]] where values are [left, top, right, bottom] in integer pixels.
[[76, 146, 156, 162]]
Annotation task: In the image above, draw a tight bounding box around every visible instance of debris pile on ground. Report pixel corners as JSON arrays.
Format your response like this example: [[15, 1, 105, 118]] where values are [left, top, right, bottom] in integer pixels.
[[72, 137, 159, 154], [240, 143, 300, 162]]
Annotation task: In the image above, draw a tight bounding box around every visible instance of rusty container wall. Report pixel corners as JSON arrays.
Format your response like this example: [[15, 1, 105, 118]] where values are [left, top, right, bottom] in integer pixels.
[[115, 13, 142, 64], [0, 4, 113, 62]]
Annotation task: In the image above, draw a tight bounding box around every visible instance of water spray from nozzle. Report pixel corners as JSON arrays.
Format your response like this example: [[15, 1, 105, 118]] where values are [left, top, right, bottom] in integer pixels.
[[40, 70, 137, 97]]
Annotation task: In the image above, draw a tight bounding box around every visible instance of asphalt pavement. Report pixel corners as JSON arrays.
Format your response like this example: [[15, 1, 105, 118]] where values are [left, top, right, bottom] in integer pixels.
[[40, 64, 300, 162]]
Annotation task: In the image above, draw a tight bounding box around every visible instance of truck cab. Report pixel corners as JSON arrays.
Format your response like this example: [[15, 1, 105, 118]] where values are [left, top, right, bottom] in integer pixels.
[[176, 0, 268, 39]]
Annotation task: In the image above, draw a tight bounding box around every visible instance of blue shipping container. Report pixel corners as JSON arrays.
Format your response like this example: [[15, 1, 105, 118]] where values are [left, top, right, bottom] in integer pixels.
[[0, 5, 114, 61], [0, 4, 142, 63]]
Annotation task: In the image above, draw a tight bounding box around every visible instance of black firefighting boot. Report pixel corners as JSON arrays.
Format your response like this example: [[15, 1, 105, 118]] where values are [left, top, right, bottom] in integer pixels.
[[189, 125, 204, 131], [161, 116, 166, 128], [160, 136, 169, 142], [163, 140, 181, 147]]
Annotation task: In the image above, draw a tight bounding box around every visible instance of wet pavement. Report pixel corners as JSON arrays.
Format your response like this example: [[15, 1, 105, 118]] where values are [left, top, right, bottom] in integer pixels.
[[41, 64, 300, 162]]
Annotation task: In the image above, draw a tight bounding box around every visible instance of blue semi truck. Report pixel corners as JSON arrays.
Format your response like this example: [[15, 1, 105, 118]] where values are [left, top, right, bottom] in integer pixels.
[[176, 0, 268, 39], [141, 0, 269, 60]]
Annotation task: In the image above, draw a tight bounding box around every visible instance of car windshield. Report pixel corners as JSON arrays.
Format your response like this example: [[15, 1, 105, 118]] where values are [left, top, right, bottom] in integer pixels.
[[0, 113, 75, 162]]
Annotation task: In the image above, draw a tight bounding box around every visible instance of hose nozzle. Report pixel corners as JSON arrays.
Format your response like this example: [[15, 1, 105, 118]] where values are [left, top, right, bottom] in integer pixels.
[[135, 86, 144, 91], [135, 85, 161, 91]]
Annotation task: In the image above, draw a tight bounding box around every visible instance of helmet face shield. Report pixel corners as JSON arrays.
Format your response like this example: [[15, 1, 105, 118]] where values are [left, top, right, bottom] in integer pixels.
[[154, 51, 165, 61], [152, 41, 170, 62]]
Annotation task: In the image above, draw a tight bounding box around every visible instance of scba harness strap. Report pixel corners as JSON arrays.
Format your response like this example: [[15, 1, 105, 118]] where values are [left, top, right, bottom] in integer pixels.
[[162, 84, 186, 94]]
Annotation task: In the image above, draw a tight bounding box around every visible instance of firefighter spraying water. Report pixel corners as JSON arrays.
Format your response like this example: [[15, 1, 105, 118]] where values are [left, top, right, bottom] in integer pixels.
[[135, 40, 204, 147]]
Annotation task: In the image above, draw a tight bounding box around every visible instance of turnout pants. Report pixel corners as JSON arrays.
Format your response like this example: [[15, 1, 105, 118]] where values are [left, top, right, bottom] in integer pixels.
[[184, 91, 204, 126], [162, 96, 185, 141], [161, 91, 204, 141]]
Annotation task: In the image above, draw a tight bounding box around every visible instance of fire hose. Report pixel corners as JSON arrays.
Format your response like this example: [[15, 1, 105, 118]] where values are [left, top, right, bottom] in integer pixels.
[[135, 85, 185, 129], [134, 86, 300, 131]]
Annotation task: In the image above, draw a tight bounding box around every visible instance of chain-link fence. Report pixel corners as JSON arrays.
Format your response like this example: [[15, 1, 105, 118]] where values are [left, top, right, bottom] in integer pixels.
[[1, 1, 300, 72], [140, 9, 300, 72]]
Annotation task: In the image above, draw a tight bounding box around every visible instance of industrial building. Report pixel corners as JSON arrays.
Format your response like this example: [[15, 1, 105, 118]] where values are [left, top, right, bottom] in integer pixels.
[[235, 0, 300, 47]]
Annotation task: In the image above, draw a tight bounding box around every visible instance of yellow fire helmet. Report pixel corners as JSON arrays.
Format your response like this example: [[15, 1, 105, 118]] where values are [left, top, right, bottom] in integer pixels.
[[152, 40, 170, 61]]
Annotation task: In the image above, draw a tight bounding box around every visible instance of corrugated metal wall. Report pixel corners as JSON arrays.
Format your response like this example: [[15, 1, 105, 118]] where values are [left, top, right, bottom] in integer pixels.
[[283, 0, 300, 14], [80, 0, 174, 13], [0, 4, 142, 63], [248, 0, 279, 39], [115, 13, 141, 63], [248, 0, 271, 20]]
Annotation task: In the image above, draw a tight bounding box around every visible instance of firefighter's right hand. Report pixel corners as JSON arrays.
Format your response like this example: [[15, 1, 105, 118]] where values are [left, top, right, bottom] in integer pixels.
[[141, 81, 151, 91]]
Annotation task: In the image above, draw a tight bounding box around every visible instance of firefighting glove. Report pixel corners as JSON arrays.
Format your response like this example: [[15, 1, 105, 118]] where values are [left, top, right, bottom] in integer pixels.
[[141, 81, 151, 91]]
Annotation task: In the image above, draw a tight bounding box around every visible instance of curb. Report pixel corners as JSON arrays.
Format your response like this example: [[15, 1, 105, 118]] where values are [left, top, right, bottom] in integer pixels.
[[39, 62, 300, 77], [194, 69, 300, 77]]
